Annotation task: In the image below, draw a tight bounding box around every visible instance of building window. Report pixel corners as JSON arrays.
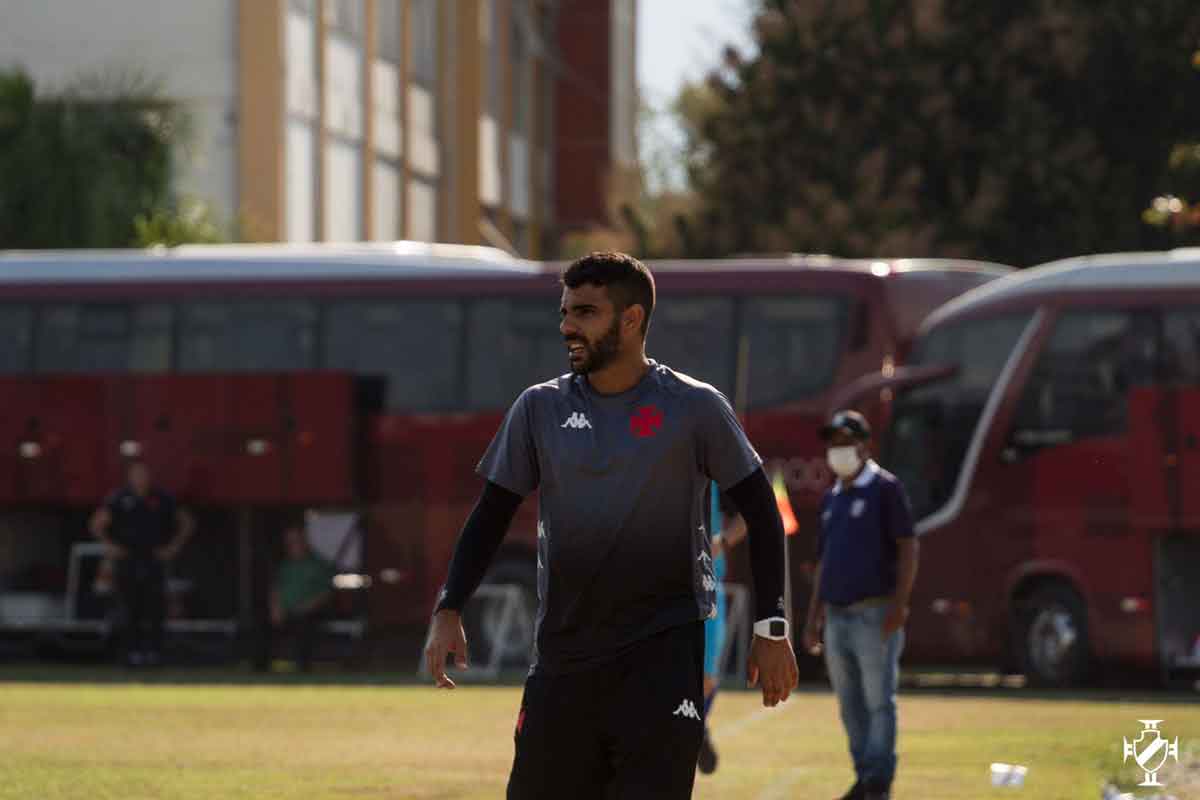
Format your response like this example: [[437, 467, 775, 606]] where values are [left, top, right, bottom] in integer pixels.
[[325, 0, 364, 39], [377, 0, 402, 62], [373, 158, 402, 240], [408, 177, 438, 241], [287, 120, 318, 242], [410, 0, 438, 88]]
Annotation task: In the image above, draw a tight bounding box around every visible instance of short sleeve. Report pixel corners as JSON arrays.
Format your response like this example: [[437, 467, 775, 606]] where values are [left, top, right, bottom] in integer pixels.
[[884, 480, 916, 539], [476, 388, 540, 497], [694, 387, 762, 490]]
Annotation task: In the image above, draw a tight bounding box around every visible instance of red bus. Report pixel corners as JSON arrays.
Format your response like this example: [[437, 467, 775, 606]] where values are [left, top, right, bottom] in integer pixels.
[[0, 243, 1009, 664], [836, 249, 1200, 686]]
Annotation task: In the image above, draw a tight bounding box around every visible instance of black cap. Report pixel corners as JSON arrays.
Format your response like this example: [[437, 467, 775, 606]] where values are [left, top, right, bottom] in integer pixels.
[[820, 409, 871, 442]]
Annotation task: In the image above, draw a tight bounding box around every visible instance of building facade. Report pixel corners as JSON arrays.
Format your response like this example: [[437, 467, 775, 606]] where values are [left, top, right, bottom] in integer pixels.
[[0, 0, 637, 257]]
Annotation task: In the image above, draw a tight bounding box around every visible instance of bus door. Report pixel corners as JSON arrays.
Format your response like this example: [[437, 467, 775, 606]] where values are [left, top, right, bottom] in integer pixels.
[[1001, 309, 1164, 671], [1157, 309, 1200, 674], [839, 363, 983, 663]]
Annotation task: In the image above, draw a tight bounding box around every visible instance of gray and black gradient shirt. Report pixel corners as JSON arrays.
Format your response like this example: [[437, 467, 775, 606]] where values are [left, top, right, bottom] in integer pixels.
[[478, 360, 761, 675]]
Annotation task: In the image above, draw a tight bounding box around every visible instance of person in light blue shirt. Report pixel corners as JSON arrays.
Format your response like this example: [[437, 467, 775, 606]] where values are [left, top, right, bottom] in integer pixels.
[[698, 482, 747, 775]]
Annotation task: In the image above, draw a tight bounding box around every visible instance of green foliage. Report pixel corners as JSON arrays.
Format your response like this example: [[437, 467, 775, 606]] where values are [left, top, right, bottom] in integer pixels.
[[132, 199, 225, 247], [676, 0, 1200, 265], [1143, 49, 1200, 239], [0, 68, 210, 249]]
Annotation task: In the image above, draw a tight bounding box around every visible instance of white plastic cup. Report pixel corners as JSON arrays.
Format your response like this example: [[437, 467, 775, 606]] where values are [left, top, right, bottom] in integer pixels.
[[989, 762, 1028, 788]]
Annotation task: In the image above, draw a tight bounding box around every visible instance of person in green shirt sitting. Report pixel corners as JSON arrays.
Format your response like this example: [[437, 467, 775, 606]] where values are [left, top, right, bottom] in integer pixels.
[[257, 524, 335, 672]]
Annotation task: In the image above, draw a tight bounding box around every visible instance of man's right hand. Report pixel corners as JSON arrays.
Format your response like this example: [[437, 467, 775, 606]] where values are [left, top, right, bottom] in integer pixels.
[[424, 609, 469, 689], [802, 615, 824, 656], [105, 543, 128, 560]]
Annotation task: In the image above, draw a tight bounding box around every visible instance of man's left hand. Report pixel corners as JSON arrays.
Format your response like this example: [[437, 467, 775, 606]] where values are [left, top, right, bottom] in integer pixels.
[[881, 601, 909, 640], [747, 637, 799, 707]]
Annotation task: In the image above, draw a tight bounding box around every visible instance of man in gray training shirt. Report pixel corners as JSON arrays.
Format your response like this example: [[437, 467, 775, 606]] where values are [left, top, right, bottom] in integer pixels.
[[425, 251, 798, 800]]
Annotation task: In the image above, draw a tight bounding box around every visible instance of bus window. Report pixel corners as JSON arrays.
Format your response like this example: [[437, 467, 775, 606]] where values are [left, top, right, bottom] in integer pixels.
[[886, 314, 1032, 520], [648, 296, 735, 393], [465, 299, 565, 410], [1163, 309, 1200, 383], [323, 300, 463, 411], [744, 295, 848, 408], [1011, 311, 1158, 447], [179, 301, 316, 373], [0, 306, 33, 373], [35, 304, 172, 373]]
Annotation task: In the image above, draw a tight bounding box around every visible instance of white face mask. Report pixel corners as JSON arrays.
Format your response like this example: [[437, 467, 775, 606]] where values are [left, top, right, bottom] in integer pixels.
[[827, 446, 862, 479]]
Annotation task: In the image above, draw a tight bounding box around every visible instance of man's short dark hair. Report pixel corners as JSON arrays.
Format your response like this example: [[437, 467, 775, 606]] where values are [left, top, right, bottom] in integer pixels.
[[561, 252, 656, 336]]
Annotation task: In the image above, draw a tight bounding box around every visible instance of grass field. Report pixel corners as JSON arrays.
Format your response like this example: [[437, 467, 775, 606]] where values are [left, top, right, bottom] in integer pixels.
[[0, 670, 1197, 799]]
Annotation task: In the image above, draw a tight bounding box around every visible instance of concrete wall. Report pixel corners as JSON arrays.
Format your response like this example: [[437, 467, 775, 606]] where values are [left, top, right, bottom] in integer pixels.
[[0, 0, 240, 221]]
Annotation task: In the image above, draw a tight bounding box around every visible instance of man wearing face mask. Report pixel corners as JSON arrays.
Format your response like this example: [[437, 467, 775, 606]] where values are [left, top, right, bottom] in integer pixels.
[[803, 410, 918, 800]]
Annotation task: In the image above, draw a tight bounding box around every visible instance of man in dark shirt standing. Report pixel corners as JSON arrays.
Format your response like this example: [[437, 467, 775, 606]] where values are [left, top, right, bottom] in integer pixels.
[[90, 461, 194, 667], [803, 410, 919, 800], [425, 252, 798, 800]]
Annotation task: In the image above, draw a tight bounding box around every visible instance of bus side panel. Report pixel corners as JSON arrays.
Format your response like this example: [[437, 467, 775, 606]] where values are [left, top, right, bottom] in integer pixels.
[[125, 376, 195, 498], [285, 373, 354, 505], [364, 413, 537, 628], [171, 377, 233, 502], [22, 377, 108, 506], [1178, 387, 1200, 530], [0, 378, 38, 505], [364, 418, 431, 628], [1028, 436, 1156, 669], [224, 375, 287, 504]]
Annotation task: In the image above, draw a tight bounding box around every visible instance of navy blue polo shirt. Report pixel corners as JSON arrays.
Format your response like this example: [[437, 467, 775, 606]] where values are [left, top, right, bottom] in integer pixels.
[[816, 461, 915, 607], [104, 488, 178, 562]]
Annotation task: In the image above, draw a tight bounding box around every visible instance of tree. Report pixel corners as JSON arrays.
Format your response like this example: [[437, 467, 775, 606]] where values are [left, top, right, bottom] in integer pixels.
[[0, 68, 220, 249], [1143, 47, 1200, 242], [677, 0, 1200, 266]]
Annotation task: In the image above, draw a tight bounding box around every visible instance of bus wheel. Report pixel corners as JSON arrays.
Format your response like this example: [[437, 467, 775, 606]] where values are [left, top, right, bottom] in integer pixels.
[[1017, 583, 1090, 688], [472, 560, 538, 669]]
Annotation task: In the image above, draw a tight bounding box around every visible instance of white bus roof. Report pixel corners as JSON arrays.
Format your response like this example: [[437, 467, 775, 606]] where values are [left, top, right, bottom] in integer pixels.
[[0, 241, 538, 284], [925, 248, 1200, 328]]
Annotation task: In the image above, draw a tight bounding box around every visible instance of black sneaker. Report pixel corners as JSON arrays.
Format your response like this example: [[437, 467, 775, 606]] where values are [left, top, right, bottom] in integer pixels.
[[697, 730, 718, 774], [836, 781, 865, 800]]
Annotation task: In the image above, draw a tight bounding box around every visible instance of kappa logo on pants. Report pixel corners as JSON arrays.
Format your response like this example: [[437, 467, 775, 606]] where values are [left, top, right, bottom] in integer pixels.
[[672, 699, 701, 721]]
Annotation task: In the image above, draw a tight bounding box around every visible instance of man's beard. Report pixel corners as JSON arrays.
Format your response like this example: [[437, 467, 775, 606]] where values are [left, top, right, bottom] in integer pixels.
[[567, 316, 622, 374]]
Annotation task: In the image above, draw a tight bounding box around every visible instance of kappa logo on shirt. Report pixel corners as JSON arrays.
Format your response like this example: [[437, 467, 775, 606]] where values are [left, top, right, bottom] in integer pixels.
[[850, 499, 866, 518], [672, 699, 702, 721], [561, 412, 593, 429]]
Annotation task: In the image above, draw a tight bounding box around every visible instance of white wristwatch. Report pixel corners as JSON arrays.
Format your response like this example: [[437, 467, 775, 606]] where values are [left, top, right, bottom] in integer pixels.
[[753, 617, 789, 641]]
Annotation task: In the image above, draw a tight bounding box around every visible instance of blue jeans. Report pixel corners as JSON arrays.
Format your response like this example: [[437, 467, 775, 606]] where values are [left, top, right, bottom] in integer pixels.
[[824, 602, 904, 789]]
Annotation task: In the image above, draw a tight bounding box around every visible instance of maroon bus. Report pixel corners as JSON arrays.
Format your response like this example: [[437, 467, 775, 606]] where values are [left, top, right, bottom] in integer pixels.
[[0, 243, 1009, 664], [836, 249, 1200, 686]]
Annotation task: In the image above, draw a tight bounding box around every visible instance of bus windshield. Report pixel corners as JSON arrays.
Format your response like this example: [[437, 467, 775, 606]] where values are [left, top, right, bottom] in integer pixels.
[[883, 313, 1033, 521]]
